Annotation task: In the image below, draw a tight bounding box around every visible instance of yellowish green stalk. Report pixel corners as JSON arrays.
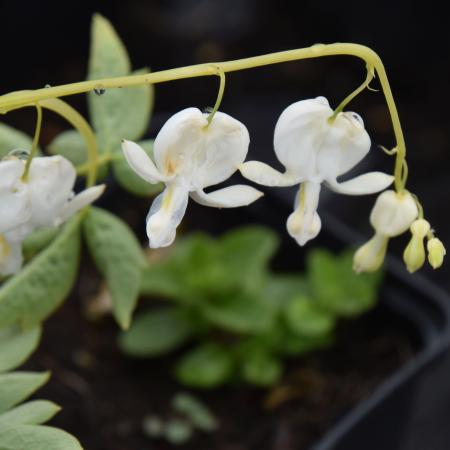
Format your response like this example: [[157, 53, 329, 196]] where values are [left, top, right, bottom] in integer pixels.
[[206, 67, 226, 126], [22, 104, 43, 181], [0, 43, 407, 191]]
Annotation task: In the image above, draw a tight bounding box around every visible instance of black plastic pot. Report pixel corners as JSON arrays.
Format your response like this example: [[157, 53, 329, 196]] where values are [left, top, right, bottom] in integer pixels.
[[270, 194, 450, 450]]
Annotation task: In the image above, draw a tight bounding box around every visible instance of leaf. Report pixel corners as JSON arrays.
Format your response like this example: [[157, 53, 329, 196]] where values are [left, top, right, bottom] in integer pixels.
[[219, 226, 279, 291], [0, 372, 49, 414], [0, 424, 82, 450], [0, 216, 81, 328], [172, 392, 218, 432], [280, 331, 334, 356], [0, 400, 60, 426], [308, 249, 382, 317], [140, 263, 188, 300], [0, 123, 35, 158], [119, 307, 194, 357], [164, 420, 193, 445], [0, 326, 42, 373], [47, 130, 87, 166], [88, 14, 153, 152], [22, 228, 60, 261], [264, 275, 308, 307], [112, 140, 162, 196], [83, 207, 146, 329], [175, 343, 234, 388], [239, 349, 282, 386], [200, 293, 276, 334], [283, 296, 335, 338]]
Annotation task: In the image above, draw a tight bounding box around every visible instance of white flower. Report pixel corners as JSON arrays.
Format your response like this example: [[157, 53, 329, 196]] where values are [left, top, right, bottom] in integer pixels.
[[403, 219, 430, 273], [239, 97, 394, 245], [353, 190, 419, 273], [122, 108, 263, 248], [0, 154, 104, 276]]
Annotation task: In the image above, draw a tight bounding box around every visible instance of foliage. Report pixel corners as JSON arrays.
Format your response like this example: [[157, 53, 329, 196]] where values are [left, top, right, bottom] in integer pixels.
[[120, 226, 383, 388]]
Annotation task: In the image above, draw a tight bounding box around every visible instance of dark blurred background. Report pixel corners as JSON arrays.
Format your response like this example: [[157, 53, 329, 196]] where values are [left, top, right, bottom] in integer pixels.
[[1, 1, 448, 272]]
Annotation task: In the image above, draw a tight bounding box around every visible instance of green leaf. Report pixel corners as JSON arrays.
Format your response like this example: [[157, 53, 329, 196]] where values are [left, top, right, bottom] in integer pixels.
[[172, 392, 218, 432], [0, 326, 42, 373], [0, 400, 60, 426], [112, 140, 162, 196], [175, 343, 234, 388], [83, 207, 146, 329], [280, 331, 334, 356], [200, 293, 275, 334], [283, 296, 335, 338], [140, 263, 188, 300], [0, 216, 81, 328], [308, 249, 381, 317], [0, 123, 34, 158], [119, 308, 194, 357], [240, 349, 282, 386], [264, 275, 308, 307], [164, 419, 193, 445], [219, 226, 278, 291], [47, 130, 87, 166], [0, 424, 82, 450], [22, 228, 60, 261], [0, 372, 49, 414], [88, 14, 153, 152]]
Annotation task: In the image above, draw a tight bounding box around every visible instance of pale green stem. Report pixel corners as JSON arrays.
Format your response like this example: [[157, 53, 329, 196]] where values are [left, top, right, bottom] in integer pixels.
[[206, 67, 226, 126], [0, 43, 407, 191], [22, 103, 43, 181]]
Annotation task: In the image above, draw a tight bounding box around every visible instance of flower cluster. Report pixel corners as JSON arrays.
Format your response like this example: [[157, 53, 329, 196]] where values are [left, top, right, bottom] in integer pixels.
[[0, 154, 104, 275], [122, 98, 444, 274]]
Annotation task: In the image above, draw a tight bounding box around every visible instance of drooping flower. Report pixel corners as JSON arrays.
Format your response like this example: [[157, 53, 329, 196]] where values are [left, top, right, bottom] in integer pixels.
[[122, 108, 263, 248], [403, 219, 430, 273], [239, 97, 394, 246], [0, 154, 104, 275], [353, 190, 418, 273], [427, 237, 446, 269]]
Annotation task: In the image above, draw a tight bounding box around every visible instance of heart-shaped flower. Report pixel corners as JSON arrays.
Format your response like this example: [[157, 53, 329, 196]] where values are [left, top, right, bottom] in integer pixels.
[[122, 108, 263, 248]]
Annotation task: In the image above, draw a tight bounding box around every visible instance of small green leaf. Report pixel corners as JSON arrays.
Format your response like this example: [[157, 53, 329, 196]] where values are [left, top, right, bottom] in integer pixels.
[[0, 400, 60, 426], [88, 14, 153, 152], [119, 308, 194, 357], [22, 228, 60, 261], [219, 226, 278, 291], [0, 372, 49, 414], [308, 249, 381, 317], [83, 207, 146, 329], [164, 419, 193, 445], [47, 130, 87, 166], [140, 264, 188, 300], [0, 326, 42, 373], [281, 331, 334, 356], [240, 349, 282, 386], [264, 275, 308, 307], [283, 296, 335, 338], [0, 216, 81, 328], [172, 392, 218, 432], [0, 424, 82, 450], [0, 123, 34, 158], [112, 140, 162, 196], [200, 293, 275, 334], [175, 343, 234, 388]]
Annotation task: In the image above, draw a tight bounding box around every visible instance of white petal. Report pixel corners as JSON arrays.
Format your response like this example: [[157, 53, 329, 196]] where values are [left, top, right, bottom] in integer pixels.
[[274, 97, 332, 177], [146, 183, 189, 248], [0, 159, 30, 234], [239, 161, 299, 187], [190, 185, 263, 208], [27, 156, 76, 228], [121, 140, 169, 183], [370, 190, 418, 237], [0, 236, 23, 276], [326, 172, 394, 195], [57, 184, 106, 225], [287, 181, 322, 246], [153, 108, 206, 177], [194, 111, 250, 188]]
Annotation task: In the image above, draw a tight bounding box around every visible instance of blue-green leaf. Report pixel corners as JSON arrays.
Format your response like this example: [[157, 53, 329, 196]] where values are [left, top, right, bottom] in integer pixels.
[[0, 400, 60, 426]]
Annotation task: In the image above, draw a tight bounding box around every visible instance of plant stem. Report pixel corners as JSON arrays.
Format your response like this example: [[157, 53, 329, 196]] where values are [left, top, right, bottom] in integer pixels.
[[21, 104, 43, 181], [0, 43, 407, 191]]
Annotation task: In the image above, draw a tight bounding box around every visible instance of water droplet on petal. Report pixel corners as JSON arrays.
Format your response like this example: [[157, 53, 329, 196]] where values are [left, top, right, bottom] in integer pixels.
[[45, 84, 51, 88], [93, 85, 106, 96], [5, 148, 30, 161], [203, 106, 213, 114]]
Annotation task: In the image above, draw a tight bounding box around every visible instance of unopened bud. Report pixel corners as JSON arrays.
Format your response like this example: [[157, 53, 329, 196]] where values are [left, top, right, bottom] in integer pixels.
[[353, 233, 389, 273], [427, 237, 446, 269], [403, 219, 430, 273]]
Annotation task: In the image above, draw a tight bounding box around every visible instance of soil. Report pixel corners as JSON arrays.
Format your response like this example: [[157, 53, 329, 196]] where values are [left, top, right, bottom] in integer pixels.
[[25, 284, 416, 450]]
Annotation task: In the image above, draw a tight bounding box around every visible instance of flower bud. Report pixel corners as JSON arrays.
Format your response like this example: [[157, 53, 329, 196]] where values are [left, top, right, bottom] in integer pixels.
[[370, 190, 418, 237], [427, 237, 446, 269], [403, 219, 430, 273], [353, 233, 389, 273]]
